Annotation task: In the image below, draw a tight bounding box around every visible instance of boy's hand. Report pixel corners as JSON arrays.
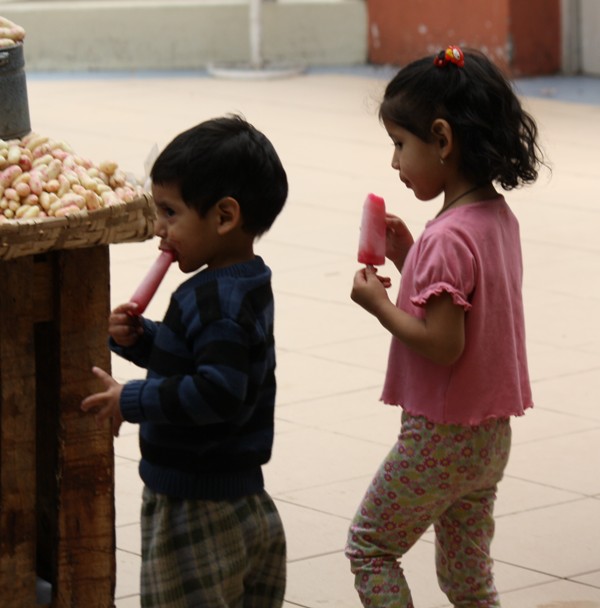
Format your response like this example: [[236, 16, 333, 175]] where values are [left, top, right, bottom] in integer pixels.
[[109, 302, 144, 347], [81, 367, 124, 437], [351, 266, 392, 316]]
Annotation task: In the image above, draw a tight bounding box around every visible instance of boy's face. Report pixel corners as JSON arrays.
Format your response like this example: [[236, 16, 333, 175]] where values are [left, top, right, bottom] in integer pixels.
[[152, 182, 220, 273]]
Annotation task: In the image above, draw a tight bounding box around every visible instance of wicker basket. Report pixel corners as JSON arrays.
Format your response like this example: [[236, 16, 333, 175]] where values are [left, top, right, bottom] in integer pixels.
[[0, 194, 156, 260]]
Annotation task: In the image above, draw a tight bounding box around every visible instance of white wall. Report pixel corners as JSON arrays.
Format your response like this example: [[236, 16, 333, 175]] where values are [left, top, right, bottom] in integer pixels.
[[580, 0, 600, 75], [562, 0, 600, 75], [1, 0, 368, 72]]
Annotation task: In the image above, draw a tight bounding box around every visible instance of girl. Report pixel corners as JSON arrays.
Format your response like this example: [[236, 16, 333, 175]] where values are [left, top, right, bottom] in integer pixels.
[[345, 46, 544, 607]]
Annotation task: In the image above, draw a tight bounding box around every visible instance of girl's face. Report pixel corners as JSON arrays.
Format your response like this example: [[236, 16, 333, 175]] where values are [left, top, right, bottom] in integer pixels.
[[152, 182, 220, 273], [383, 119, 445, 201]]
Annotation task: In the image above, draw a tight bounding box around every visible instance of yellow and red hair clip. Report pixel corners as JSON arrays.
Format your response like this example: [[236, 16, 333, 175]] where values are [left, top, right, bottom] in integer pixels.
[[434, 45, 465, 68]]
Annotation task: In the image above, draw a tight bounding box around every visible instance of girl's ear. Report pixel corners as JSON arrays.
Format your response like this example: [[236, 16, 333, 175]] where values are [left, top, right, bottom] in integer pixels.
[[431, 118, 454, 161], [214, 196, 242, 235]]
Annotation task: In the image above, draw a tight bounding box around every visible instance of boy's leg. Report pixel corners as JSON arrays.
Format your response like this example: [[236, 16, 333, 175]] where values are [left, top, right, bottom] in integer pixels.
[[140, 488, 286, 608], [243, 492, 286, 608], [140, 488, 247, 608]]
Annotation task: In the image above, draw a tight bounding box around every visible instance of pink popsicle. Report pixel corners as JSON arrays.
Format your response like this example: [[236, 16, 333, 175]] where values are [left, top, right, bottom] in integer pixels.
[[129, 250, 175, 314], [357, 193, 386, 266]]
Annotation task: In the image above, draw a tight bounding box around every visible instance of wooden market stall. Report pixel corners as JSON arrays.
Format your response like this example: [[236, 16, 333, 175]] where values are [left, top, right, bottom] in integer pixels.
[[0, 197, 155, 607]]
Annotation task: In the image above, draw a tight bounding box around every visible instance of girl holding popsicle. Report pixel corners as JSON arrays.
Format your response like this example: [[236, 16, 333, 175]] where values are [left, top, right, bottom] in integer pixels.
[[346, 46, 545, 607]]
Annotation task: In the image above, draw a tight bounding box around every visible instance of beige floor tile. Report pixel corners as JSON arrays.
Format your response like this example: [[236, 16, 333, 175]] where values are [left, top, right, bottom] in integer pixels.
[[506, 430, 600, 495], [266, 426, 391, 496], [114, 455, 143, 527], [116, 522, 140, 557], [275, 350, 383, 406], [115, 548, 141, 602], [573, 569, 600, 589], [285, 537, 559, 608], [115, 595, 140, 608], [277, 475, 373, 521], [495, 476, 582, 517], [500, 579, 600, 607], [270, 257, 361, 308], [526, 340, 600, 383], [285, 542, 453, 608], [530, 369, 600, 421], [276, 386, 395, 429], [22, 71, 600, 608], [275, 296, 380, 352], [510, 407, 600, 445], [301, 333, 391, 374], [493, 498, 600, 578], [275, 500, 349, 562]]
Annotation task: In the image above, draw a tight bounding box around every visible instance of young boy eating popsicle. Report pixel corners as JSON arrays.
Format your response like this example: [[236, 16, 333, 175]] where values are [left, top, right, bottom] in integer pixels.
[[81, 114, 289, 607]]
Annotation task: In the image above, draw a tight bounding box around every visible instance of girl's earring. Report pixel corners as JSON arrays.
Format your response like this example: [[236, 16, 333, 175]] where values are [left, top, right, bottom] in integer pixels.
[[440, 158, 445, 165]]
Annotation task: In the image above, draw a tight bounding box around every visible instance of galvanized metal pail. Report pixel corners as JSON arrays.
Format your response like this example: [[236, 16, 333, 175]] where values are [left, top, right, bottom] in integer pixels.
[[0, 42, 31, 140]]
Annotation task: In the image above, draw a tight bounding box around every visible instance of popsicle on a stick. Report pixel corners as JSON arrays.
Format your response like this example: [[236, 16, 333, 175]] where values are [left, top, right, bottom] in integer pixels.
[[358, 193, 386, 267], [129, 249, 175, 314]]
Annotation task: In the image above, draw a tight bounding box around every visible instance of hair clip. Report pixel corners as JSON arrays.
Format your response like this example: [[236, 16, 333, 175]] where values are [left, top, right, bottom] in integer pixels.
[[434, 45, 465, 68]]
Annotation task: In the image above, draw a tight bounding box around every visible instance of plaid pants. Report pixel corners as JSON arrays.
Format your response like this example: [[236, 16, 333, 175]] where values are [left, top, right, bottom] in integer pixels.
[[140, 487, 286, 608], [346, 412, 511, 607]]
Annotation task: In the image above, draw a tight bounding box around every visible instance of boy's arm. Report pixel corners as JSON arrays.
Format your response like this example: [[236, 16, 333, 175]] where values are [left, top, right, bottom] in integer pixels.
[[119, 317, 256, 426], [110, 317, 159, 368]]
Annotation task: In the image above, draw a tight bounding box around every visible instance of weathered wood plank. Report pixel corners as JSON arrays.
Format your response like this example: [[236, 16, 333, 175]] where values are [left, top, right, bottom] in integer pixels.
[[53, 246, 115, 608], [0, 256, 38, 607]]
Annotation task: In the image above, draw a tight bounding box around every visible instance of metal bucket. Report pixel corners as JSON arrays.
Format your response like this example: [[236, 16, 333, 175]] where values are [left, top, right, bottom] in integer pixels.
[[0, 43, 31, 140]]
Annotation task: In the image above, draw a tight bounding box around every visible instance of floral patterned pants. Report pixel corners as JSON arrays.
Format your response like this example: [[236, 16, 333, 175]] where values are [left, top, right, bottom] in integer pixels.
[[345, 412, 512, 607]]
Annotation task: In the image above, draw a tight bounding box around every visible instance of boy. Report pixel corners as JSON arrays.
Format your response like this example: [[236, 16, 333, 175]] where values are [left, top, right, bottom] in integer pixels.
[[81, 115, 288, 607]]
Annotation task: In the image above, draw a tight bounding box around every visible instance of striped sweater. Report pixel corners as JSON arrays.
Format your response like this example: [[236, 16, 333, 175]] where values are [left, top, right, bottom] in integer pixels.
[[112, 256, 277, 500]]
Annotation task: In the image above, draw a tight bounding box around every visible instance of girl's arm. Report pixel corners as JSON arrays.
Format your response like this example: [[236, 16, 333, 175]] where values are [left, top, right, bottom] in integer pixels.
[[352, 267, 465, 365]]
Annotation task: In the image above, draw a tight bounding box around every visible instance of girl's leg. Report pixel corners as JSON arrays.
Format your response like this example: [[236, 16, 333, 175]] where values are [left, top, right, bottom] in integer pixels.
[[345, 414, 457, 608], [434, 419, 512, 607], [435, 487, 500, 607]]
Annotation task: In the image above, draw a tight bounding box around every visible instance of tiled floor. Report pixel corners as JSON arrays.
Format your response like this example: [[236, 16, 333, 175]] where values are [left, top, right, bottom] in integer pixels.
[[26, 69, 600, 607]]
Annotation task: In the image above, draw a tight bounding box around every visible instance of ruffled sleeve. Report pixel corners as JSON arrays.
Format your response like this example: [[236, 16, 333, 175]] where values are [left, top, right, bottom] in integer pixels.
[[409, 227, 476, 311]]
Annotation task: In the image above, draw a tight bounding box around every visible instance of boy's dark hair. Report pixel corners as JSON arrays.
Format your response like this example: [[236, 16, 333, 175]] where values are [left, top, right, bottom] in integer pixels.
[[150, 114, 288, 235], [379, 48, 544, 190]]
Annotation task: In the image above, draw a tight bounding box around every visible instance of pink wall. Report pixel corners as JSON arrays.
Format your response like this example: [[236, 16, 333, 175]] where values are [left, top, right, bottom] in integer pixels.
[[367, 0, 561, 76]]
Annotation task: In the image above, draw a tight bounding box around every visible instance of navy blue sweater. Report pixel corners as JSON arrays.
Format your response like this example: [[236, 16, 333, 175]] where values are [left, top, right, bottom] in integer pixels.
[[112, 256, 276, 500]]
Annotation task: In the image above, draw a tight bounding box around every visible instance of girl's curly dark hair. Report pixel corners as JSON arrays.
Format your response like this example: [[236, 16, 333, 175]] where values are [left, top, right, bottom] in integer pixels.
[[379, 48, 545, 190]]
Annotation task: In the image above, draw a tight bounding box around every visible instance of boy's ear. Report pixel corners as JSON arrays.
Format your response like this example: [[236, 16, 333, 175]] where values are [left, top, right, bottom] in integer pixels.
[[214, 197, 242, 235], [431, 118, 453, 161]]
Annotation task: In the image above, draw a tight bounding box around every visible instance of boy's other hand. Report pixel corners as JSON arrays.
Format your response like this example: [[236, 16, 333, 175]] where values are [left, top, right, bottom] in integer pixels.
[[109, 302, 144, 347], [81, 366, 124, 437]]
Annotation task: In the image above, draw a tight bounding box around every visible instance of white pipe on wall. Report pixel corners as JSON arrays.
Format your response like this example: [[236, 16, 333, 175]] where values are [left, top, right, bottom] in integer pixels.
[[249, 0, 263, 69]]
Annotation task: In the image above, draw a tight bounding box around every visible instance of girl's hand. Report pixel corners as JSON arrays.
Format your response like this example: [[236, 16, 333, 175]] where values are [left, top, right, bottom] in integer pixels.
[[81, 367, 124, 437], [109, 302, 143, 347], [385, 213, 414, 271], [351, 266, 392, 316]]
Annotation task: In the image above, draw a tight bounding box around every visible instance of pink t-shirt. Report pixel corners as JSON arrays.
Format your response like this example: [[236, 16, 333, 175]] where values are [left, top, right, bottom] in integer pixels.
[[381, 196, 533, 425]]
